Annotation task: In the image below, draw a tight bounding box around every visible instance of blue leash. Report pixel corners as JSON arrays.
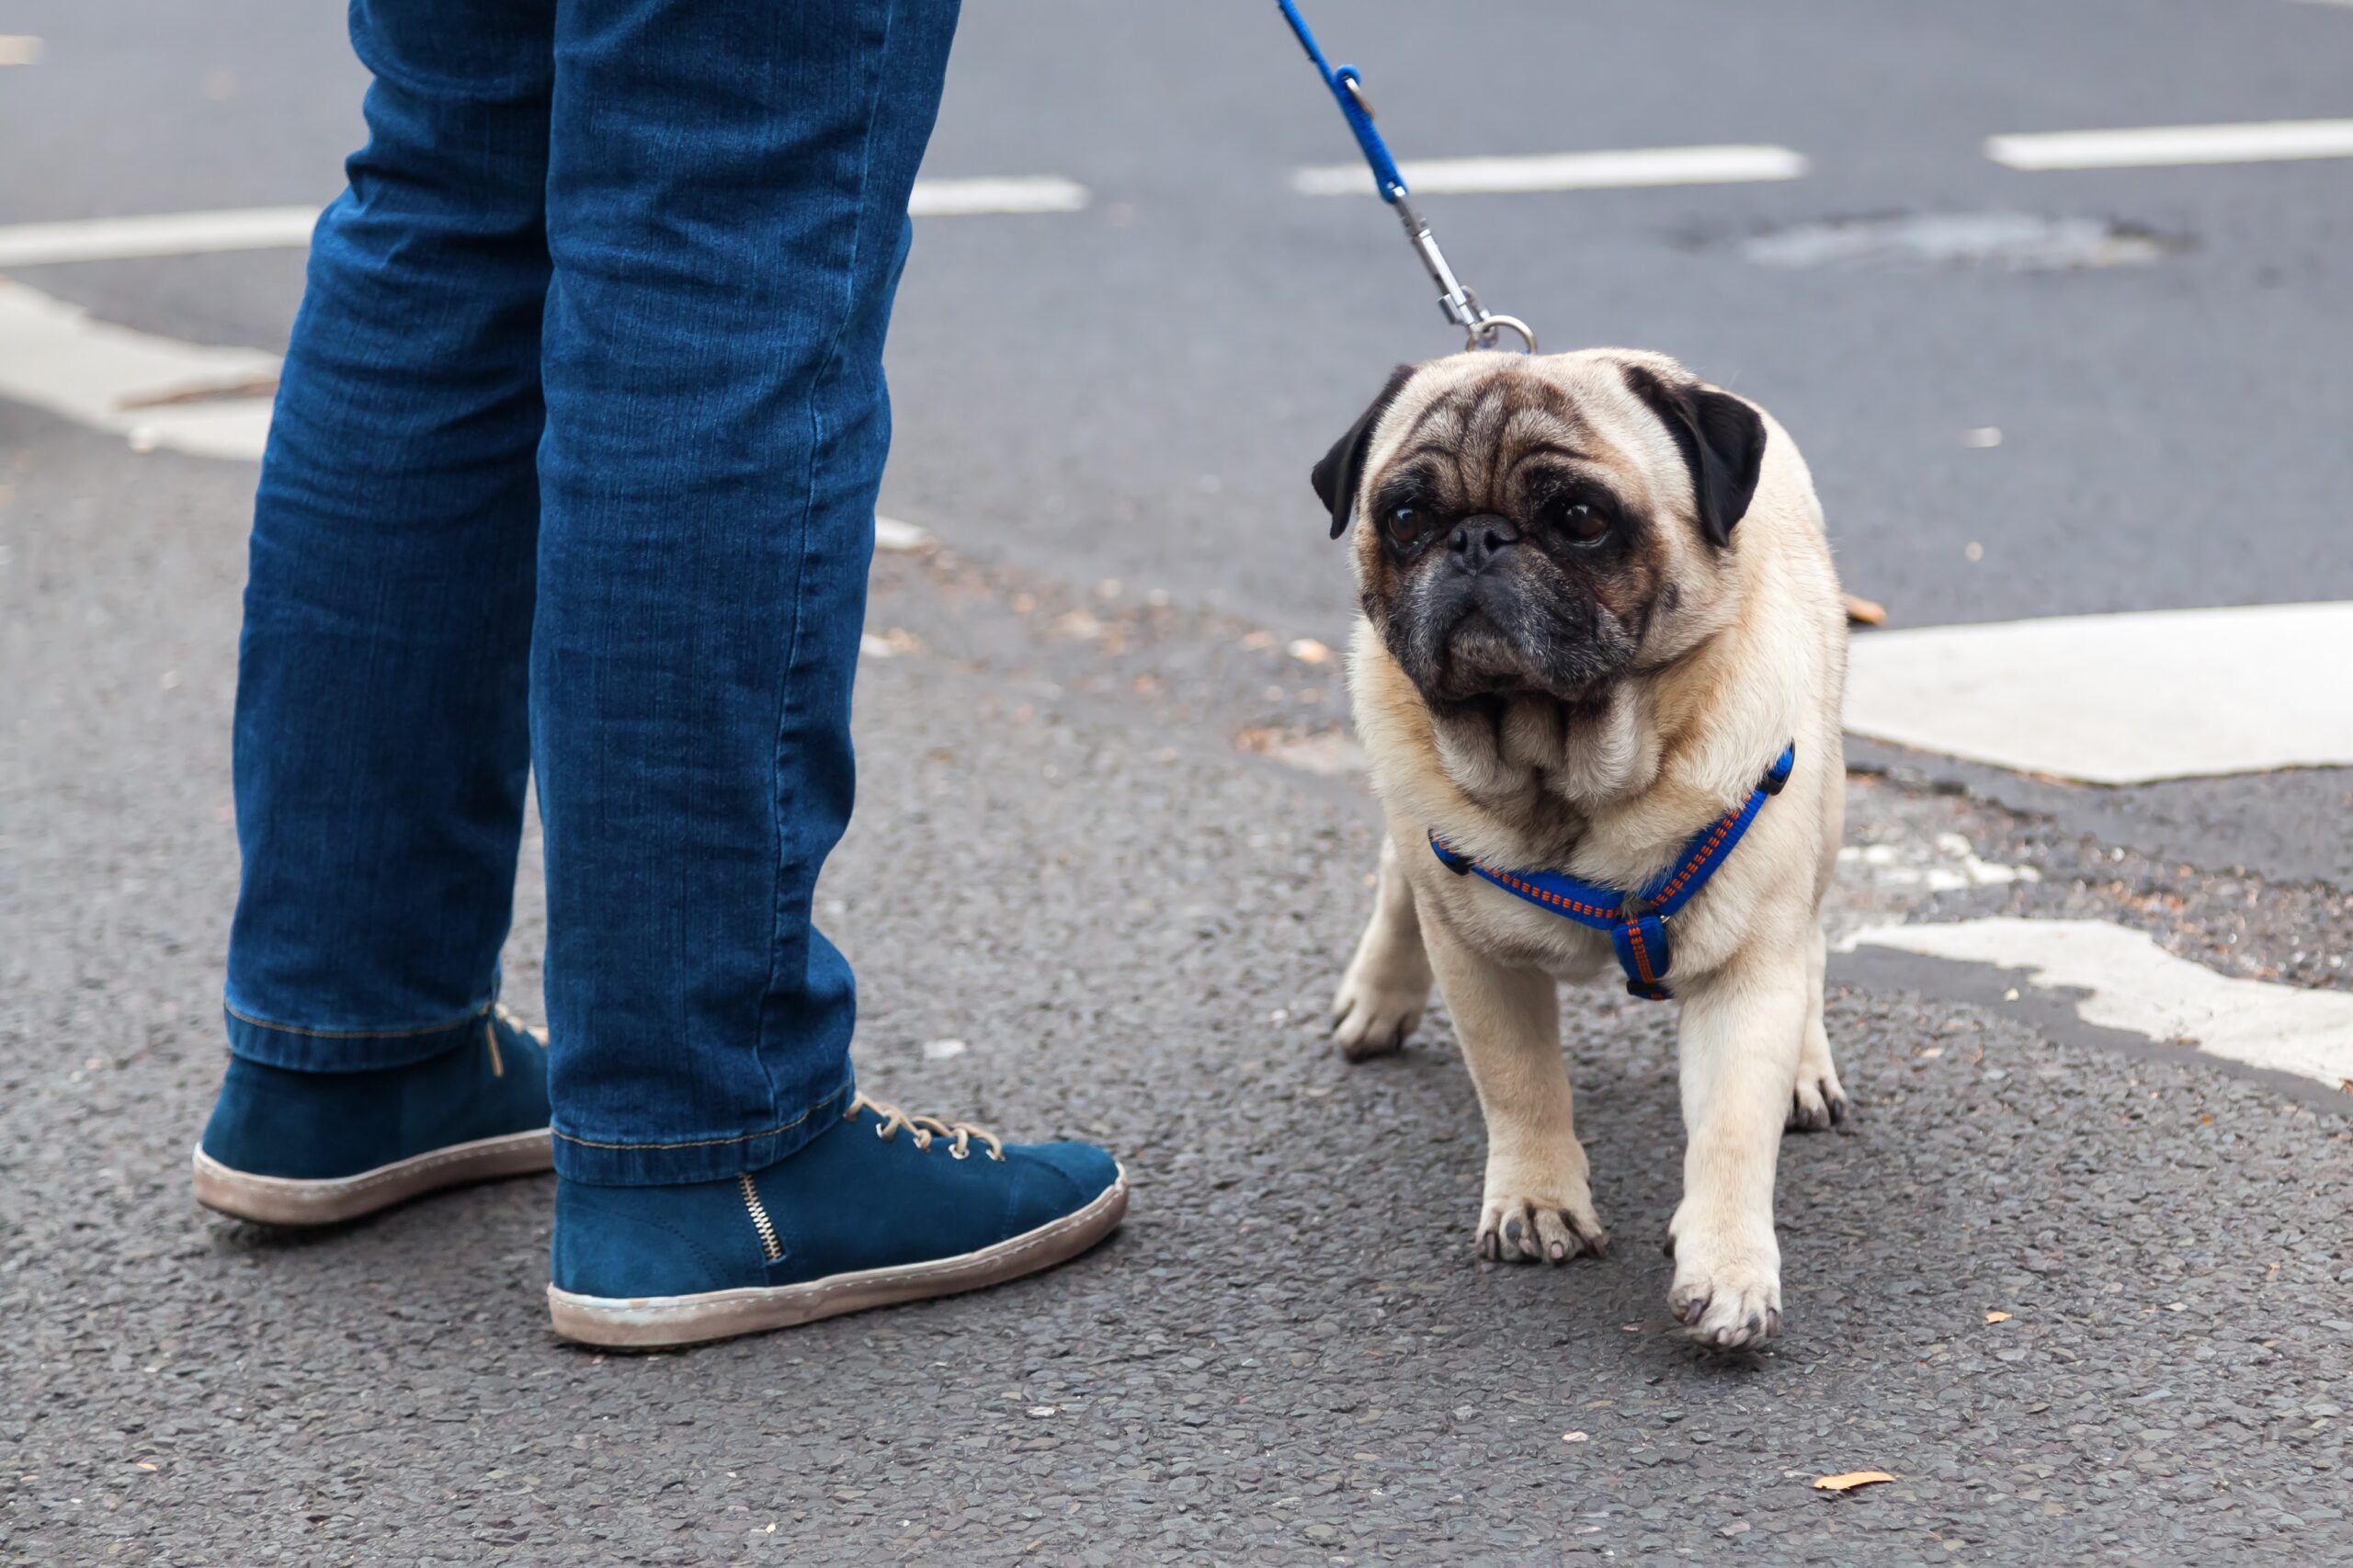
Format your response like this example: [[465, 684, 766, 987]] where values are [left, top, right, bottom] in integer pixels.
[[1431, 745, 1798, 1000], [1274, 0, 1537, 354]]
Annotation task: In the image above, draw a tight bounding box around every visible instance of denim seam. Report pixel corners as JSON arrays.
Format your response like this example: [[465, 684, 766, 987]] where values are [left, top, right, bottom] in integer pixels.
[[551, 1080, 849, 1153], [224, 998, 492, 1041], [756, 0, 897, 1120]]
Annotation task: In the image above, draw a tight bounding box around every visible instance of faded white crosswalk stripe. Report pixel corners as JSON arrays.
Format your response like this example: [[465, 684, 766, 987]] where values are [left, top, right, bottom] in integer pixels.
[[0, 207, 319, 268], [907, 176, 1089, 216], [0, 178, 1088, 270], [1291, 144, 1806, 198], [1987, 118, 2353, 171]]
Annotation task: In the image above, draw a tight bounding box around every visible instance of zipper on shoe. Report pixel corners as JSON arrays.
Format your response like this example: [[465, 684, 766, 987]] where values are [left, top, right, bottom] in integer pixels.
[[739, 1173, 784, 1263]]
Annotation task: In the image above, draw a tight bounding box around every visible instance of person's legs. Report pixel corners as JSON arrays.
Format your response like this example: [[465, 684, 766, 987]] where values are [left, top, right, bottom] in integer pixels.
[[534, 0, 1122, 1345], [197, 0, 558, 1220]]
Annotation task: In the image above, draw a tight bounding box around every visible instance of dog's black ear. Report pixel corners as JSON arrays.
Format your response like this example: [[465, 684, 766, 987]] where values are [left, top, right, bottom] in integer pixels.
[[1624, 365, 1766, 547], [1311, 364, 1417, 540]]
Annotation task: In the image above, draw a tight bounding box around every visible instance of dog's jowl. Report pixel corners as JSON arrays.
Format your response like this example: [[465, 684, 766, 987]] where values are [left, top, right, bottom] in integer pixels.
[[1317, 349, 1847, 1350]]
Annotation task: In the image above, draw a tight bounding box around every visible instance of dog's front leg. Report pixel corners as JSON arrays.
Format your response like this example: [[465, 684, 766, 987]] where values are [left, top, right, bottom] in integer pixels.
[[1665, 941, 1809, 1347], [1421, 917, 1608, 1264], [1330, 836, 1435, 1060]]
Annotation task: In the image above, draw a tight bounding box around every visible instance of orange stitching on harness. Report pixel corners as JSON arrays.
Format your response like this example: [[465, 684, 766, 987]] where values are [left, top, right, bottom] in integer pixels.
[[1626, 921, 1656, 982], [1651, 811, 1741, 903], [1487, 869, 1615, 921]]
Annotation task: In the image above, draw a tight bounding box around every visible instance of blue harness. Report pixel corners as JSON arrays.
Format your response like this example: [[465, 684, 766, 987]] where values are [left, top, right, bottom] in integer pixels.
[[1429, 745, 1797, 1001]]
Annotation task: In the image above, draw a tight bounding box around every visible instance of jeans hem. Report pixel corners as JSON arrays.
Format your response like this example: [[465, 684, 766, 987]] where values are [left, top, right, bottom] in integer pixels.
[[223, 999, 491, 1072], [551, 1074, 855, 1186]]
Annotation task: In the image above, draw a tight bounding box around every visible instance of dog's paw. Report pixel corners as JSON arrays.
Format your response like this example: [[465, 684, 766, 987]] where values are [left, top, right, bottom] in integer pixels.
[[1329, 966, 1428, 1061], [1786, 1038, 1848, 1132], [1786, 1068, 1848, 1132], [1475, 1186, 1608, 1265], [1665, 1215, 1782, 1349]]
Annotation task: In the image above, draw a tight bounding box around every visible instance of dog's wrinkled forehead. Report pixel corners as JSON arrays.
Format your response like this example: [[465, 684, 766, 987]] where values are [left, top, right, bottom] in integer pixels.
[[1364, 352, 1683, 517]]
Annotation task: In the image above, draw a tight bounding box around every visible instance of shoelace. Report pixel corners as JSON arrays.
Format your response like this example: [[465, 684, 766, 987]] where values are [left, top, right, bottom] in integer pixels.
[[848, 1092, 1006, 1163]]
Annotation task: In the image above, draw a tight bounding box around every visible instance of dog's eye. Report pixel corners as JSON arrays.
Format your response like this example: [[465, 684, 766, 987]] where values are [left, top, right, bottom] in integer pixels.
[[1384, 506, 1434, 547], [1550, 500, 1611, 545]]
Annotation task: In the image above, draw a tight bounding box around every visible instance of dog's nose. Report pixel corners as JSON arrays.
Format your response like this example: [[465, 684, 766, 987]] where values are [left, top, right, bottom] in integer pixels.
[[1448, 513, 1521, 573]]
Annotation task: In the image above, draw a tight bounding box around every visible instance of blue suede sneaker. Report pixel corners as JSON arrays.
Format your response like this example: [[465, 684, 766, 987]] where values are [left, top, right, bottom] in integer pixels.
[[546, 1094, 1127, 1347], [192, 1005, 552, 1225]]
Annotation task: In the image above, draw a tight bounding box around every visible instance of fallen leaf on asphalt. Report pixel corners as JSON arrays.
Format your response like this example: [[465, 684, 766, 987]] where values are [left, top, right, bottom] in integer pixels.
[[1238, 630, 1278, 652], [133, 1461, 158, 1471], [1813, 1471, 1895, 1492], [1561, 1431, 1588, 1443], [1985, 1311, 2013, 1324], [1287, 637, 1332, 665], [1843, 594, 1888, 626]]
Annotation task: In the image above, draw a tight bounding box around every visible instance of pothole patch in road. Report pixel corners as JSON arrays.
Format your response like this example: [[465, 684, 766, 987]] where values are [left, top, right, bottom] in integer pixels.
[[1710, 211, 2188, 271]]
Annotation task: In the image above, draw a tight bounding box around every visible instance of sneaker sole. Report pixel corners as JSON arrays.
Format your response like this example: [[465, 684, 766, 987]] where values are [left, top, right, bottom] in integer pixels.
[[545, 1171, 1130, 1348], [189, 1129, 555, 1226]]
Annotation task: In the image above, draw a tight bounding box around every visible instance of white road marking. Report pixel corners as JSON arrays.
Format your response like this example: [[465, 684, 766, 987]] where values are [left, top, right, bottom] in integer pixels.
[[1292, 144, 1806, 198], [1987, 119, 2353, 171], [905, 176, 1089, 216], [0, 180, 1084, 270], [1840, 917, 2353, 1091], [0, 207, 318, 268], [1843, 602, 2353, 785], [0, 278, 277, 460], [0, 34, 43, 65]]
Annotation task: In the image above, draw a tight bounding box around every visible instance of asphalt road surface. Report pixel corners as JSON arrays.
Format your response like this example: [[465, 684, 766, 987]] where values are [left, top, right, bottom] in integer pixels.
[[5, 3, 2352, 1563]]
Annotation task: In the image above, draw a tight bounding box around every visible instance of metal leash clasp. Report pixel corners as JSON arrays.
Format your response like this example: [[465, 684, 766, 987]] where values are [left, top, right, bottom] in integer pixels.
[[1392, 192, 1537, 354], [1283, 2, 1538, 355], [1335, 69, 1535, 355]]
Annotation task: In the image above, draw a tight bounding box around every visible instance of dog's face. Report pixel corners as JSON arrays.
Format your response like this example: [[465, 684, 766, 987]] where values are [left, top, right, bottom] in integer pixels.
[[1313, 350, 1766, 709]]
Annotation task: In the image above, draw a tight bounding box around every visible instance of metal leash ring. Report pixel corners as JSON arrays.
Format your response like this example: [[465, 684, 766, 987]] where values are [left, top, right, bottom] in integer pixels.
[[1467, 313, 1538, 355]]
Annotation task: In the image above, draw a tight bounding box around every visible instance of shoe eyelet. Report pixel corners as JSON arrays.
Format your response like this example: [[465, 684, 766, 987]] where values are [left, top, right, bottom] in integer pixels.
[[987, 1150, 1006, 1163], [874, 1124, 892, 1141], [950, 1144, 970, 1160]]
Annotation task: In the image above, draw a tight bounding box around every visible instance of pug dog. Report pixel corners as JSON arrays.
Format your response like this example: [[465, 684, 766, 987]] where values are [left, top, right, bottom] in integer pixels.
[[1317, 349, 1847, 1349]]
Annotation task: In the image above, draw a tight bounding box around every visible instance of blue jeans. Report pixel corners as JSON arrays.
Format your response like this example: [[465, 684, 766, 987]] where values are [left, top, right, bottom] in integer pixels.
[[225, 0, 961, 1184]]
